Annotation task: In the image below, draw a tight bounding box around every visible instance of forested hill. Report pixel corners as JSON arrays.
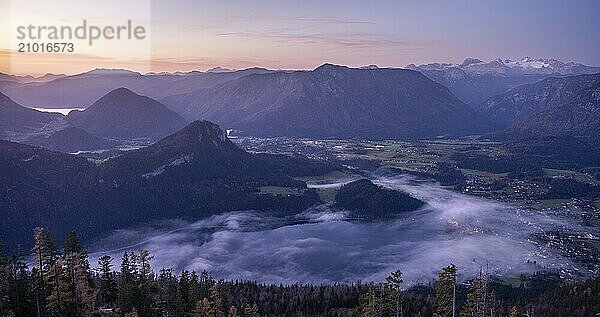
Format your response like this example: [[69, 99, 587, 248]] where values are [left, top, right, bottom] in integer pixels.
[[0, 120, 335, 251]]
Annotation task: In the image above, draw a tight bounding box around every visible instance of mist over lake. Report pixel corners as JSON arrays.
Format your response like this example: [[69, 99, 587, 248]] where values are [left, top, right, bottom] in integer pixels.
[[89, 174, 588, 285]]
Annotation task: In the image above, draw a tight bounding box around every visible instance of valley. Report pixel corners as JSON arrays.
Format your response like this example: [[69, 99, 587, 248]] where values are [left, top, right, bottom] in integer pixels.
[[232, 135, 600, 275]]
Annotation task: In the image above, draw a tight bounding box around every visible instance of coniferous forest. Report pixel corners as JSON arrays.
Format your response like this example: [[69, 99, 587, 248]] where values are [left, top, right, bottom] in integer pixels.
[[1, 228, 598, 317]]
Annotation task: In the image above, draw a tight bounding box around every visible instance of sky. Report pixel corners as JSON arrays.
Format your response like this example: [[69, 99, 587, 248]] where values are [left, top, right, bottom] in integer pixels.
[[1, 0, 599, 76]]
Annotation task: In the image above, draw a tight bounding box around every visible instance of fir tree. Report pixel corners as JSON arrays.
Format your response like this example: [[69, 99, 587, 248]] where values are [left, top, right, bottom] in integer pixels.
[[385, 269, 404, 317], [32, 227, 59, 315], [358, 284, 385, 317], [193, 298, 212, 317], [135, 249, 155, 316], [98, 255, 117, 308], [118, 252, 136, 313], [70, 252, 97, 316], [435, 263, 457, 317], [461, 267, 495, 317], [157, 268, 178, 317], [45, 259, 71, 315], [209, 283, 226, 317], [63, 230, 95, 316]]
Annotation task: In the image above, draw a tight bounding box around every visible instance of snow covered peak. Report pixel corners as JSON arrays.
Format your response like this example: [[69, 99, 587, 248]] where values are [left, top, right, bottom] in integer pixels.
[[504, 57, 553, 69], [408, 57, 600, 76], [207, 66, 235, 73], [460, 58, 484, 67], [359, 64, 379, 70]]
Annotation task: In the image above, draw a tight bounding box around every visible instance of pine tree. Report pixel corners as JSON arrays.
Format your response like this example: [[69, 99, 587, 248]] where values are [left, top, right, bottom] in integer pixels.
[[435, 264, 457, 317], [32, 227, 59, 315], [157, 268, 178, 317], [358, 284, 385, 317], [200, 269, 213, 299], [71, 252, 97, 316], [10, 249, 36, 317], [135, 249, 155, 316], [62, 230, 96, 316], [64, 231, 84, 254], [45, 259, 71, 315], [193, 298, 212, 317], [98, 255, 117, 308], [189, 271, 201, 306], [64, 231, 91, 274], [461, 267, 495, 317], [209, 283, 226, 317], [178, 270, 193, 314], [119, 252, 136, 313], [33, 228, 59, 272], [385, 269, 404, 317]]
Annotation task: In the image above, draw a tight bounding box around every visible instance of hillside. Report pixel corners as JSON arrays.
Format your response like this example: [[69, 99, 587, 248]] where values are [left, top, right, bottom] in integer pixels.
[[499, 81, 600, 141], [480, 73, 600, 126], [26, 127, 118, 153], [0, 121, 331, 249], [162, 64, 495, 139], [0, 91, 62, 140], [67, 87, 188, 140]]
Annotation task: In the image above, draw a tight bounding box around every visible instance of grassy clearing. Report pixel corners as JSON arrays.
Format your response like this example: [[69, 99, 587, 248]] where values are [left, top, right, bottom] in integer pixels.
[[460, 168, 508, 179], [295, 170, 355, 184], [542, 168, 599, 184]]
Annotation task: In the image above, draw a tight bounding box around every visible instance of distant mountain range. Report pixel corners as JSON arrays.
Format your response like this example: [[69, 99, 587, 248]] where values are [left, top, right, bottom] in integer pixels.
[[0, 120, 329, 249], [0, 67, 272, 108], [406, 57, 600, 107], [1, 58, 598, 144], [162, 63, 496, 139], [67, 87, 188, 140], [409, 57, 600, 76]]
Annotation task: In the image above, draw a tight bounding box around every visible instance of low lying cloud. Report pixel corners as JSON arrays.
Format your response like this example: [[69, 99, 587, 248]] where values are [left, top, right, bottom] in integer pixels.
[[90, 174, 588, 285]]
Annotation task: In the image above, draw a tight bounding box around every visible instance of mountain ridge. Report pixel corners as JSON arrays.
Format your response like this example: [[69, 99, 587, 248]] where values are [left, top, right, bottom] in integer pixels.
[[67, 87, 188, 140], [0, 120, 329, 249], [0, 91, 62, 141], [497, 80, 600, 141], [162, 64, 496, 139], [406, 57, 600, 107], [480, 73, 600, 126]]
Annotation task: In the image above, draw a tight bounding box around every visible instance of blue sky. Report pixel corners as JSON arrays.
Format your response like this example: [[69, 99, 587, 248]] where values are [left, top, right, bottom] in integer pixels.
[[149, 0, 600, 68], [2, 0, 599, 74]]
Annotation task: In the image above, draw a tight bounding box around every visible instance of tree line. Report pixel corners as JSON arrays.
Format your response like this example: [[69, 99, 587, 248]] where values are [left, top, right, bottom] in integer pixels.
[[0, 228, 597, 316]]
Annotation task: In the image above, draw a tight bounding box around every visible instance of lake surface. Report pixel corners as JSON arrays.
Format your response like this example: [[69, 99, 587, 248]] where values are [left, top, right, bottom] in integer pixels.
[[30, 107, 85, 115]]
